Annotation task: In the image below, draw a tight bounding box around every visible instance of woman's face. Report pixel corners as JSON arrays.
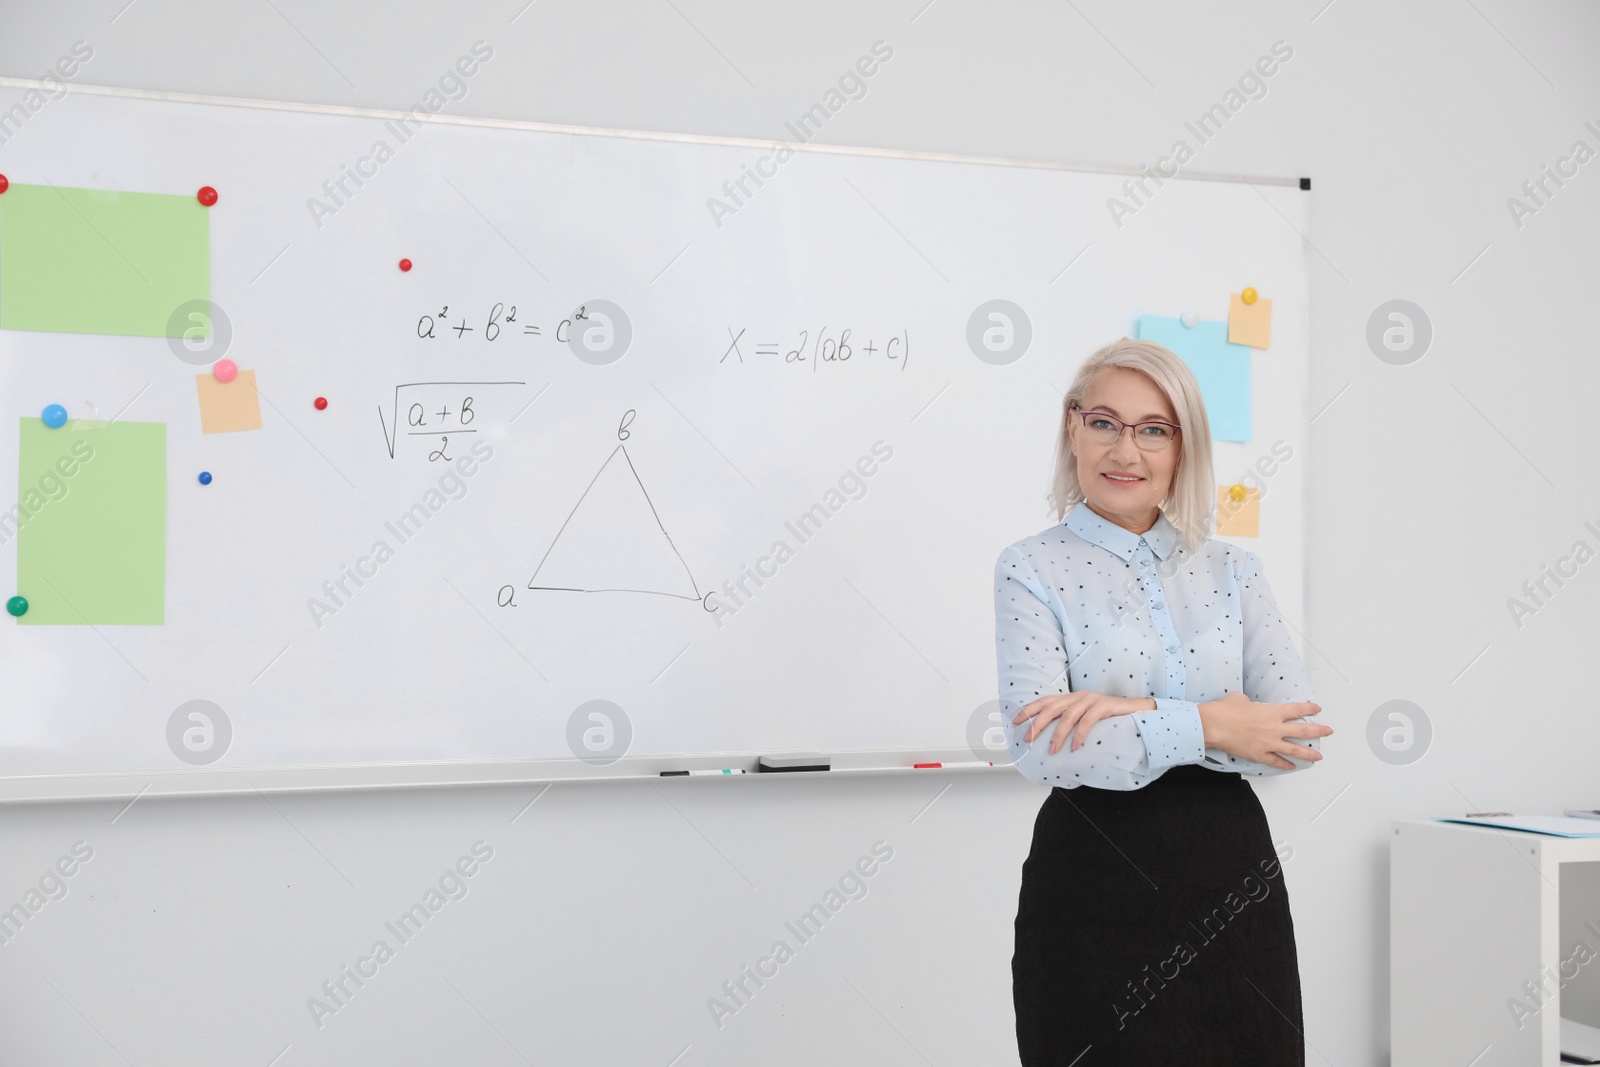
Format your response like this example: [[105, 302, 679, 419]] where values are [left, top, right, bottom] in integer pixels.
[[1068, 367, 1182, 533]]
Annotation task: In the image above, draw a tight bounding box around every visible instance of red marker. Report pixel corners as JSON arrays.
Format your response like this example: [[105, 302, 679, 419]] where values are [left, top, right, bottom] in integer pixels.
[[398, 258, 412, 272], [314, 397, 328, 410], [197, 186, 218, 206], [914, 761, 995, 769], [0, 174, 8, 194]]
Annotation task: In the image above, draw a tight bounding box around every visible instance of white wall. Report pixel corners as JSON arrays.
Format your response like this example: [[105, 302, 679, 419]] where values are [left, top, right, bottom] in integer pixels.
[[4, 2, 1600, 1063]]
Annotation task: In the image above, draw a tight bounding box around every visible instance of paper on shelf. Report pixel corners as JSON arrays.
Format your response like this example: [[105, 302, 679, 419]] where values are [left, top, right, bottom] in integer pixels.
[[1562, 1016, 1600, 1063], [1433, 814, 1600, 838]]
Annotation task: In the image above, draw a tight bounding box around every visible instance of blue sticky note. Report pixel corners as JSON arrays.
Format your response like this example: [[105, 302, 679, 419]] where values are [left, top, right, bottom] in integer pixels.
[[1135, 316, 1251, 442]]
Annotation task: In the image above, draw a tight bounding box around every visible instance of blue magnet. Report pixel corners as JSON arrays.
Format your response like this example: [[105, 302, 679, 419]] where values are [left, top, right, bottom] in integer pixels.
[[41, 404, 67, 428], [198, 471, 213, 485]]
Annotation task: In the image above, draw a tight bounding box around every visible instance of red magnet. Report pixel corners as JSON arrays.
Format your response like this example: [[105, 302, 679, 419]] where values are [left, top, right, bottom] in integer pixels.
[[314, 397, 328, 410], [197, 186, 218, 206], [0, 174, 8, 194], [399, 258, 413, 272]]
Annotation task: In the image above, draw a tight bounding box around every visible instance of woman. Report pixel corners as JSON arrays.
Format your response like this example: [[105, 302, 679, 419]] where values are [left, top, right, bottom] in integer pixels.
[[995, 337, 1333, 1065]]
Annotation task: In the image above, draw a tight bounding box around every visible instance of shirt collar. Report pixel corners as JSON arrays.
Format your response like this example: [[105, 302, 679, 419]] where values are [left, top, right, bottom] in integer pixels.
[[1063, 500, 1180, 562]]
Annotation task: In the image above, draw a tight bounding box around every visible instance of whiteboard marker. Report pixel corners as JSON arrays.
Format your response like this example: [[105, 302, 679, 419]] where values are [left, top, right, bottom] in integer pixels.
[[758, 754, 829, 773], [660, 769, 748, 776], [913, 761, 994, 769]]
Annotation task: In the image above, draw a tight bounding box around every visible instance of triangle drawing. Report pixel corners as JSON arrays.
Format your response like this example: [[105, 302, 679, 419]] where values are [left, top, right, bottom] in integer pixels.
[[528, 444, 702, 601]]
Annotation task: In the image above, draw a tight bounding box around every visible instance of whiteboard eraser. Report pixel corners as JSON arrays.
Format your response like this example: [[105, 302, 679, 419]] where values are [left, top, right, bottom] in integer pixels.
[[758, 753, 830, 773]]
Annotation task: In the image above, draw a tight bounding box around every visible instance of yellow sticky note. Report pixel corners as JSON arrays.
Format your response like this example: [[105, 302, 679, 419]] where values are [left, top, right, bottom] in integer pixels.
[[1227, 292, 1272, 348], [195, 369, 262, 433], [1217, 484, 1261, 537]]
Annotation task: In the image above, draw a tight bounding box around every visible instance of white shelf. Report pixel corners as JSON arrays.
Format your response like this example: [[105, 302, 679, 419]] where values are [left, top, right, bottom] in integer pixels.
[[1392, 819, 1600, 1066]]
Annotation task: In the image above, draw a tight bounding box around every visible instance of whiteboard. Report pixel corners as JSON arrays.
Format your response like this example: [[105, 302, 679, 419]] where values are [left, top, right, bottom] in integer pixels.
[[0, 85, 1310, 799]]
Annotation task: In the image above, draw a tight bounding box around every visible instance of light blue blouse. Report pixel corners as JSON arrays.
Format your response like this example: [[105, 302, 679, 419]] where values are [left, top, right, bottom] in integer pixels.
[[993, 500, 1320, 790]]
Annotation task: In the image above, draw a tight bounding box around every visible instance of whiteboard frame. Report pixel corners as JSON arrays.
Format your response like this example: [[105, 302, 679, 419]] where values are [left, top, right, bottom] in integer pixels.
[[0, 748, 1011, 805], [0, 77, 1312, 803], [0, 77, 1305, 189]]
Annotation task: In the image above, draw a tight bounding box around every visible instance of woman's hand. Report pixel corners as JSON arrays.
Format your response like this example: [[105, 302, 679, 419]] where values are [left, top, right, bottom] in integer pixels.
[[1012, 692, 1157, 755], [1199, 691, 1331, 770]]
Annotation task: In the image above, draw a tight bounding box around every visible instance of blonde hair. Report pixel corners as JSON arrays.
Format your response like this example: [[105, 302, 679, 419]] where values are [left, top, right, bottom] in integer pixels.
[[1048, 337, 1215, 554]]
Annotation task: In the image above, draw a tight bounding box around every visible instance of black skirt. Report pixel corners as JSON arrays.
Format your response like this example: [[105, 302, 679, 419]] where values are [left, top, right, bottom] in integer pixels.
[[1012, 763, 1304, 1066]]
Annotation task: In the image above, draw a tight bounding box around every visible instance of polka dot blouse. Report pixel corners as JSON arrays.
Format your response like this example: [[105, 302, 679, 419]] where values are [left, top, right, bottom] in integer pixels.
[[993, 501, 1320, 790]]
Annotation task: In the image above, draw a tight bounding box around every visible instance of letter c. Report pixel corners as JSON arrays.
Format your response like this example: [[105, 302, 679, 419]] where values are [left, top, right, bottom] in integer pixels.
[[755, 955, 779, 978], [754, 154, 778, 179], [355, 955, 379, 978], [1555, 155, 1579, 179], [754, 554, 779, 579], [355, 155, 379, 178], [1556, 554, 1579, 578], [355, 555, 379, 578], [1154, 156, 1178, 178]]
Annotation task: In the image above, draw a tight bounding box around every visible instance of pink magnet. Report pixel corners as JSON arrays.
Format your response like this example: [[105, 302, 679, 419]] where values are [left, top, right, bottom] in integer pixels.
[[213, 359, 238, 383]]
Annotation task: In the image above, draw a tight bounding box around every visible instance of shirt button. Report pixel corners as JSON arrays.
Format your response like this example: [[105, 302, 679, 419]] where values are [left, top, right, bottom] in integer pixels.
[[1166, 645, 1178, 654], [1152, 602, 1165, 611]]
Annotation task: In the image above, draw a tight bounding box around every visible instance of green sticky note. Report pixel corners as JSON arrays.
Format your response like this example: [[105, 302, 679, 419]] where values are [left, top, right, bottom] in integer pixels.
[[0, 183, 209, 337], [13, 419, 167, 625]]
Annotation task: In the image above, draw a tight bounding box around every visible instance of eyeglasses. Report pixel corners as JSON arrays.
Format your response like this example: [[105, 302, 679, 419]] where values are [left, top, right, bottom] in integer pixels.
[[1073, 408, 1181, 452]]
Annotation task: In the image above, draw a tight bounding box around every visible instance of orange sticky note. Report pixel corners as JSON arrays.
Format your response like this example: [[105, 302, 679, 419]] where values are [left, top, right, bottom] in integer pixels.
[[195, 369, 262, 433], [1227, 292, 1272, 348], [1217, 484, 1261, 537]]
